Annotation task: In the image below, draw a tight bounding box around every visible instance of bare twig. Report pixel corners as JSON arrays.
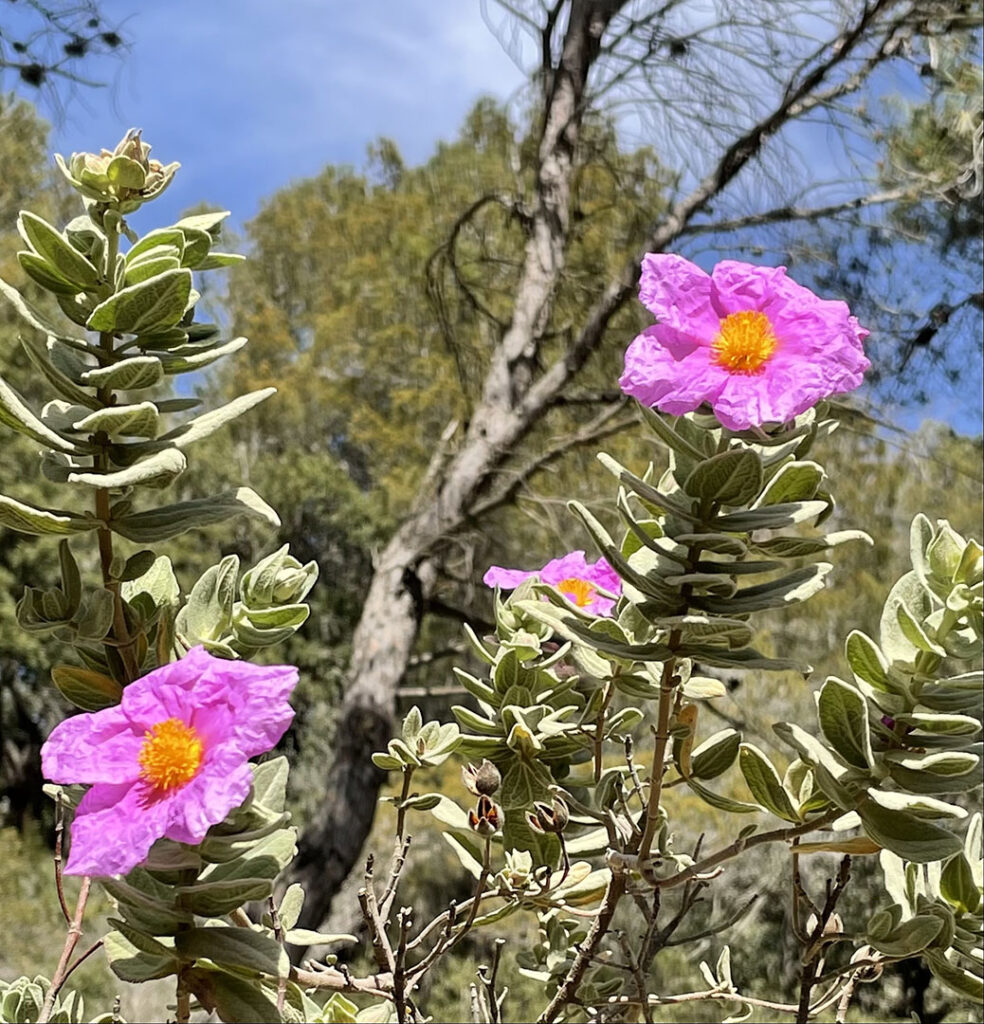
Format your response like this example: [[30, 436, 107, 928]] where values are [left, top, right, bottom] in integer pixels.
[[53, 794, 70, 925], [38, 876, 92, 1023]]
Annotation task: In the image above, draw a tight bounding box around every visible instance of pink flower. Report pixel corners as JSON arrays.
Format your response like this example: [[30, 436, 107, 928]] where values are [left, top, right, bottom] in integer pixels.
[[619, 254, 870, 430], [41, 647, 297, 877], [483, 550, 621, 616]]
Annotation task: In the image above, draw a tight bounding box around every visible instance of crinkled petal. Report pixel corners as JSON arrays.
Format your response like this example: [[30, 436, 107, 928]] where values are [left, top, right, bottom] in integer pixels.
[[120, 645, 216, 729], [639, 254, 719, 338], [712, 365, 807, 430], [64, 781, 171, 876], [709, 261, 791, 317], [586, 558, 621, 596], [483, 566, 536, 589], [621, 327, 728, 415], [587, 593, 617, 616], [218, 660, 299, 758], [540, 551, 592, 586], [162, 745, 253, 844], [42, 706, 142, 785]]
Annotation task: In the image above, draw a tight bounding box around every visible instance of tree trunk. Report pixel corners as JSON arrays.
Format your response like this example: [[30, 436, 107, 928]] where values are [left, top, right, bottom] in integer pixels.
[[290, 0, 625, 932]]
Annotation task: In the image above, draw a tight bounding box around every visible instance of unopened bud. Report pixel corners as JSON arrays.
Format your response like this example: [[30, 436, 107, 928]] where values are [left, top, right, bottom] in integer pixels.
[[527, 797, 569, 835], [468, 794, 502, 836], [462, 759, 502, 797]]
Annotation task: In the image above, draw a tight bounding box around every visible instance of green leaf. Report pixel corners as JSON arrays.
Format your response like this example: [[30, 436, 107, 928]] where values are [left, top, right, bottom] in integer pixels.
[[126, 229, 186, 263], [176, 210, 231, 234], [754, 460, 824, 506], [81, 356, 164, 391], [817, 677, 873, 769], [867, 915, 945, 958], [51, 665, 122, 711], [866, 789, 967, 820], [187, 966, 281, 1024], [107, 155, 148, 188], [697, 564, 831, 614], [72, 402, 160, 439], [19, 334, 97, 408], [691, 729, 741, 780], [157, 336, 248, 374], [739, 744, 798, 821], [895, 712, 981, 736], [711, 501, 829, 532], [87, 269, 192, 334], [251, 756, 289, 811], [686, 778, 759, 813], [17, 250, 81, 295], [683, 449, 763, 506], [795, 836, 883, 855], [160, 388, 276, 450], [103, 930, 178, 983], [0, 373, 79, 452], [501, 758, 552, 810], [178, 555, 239, 643], [18, 211, 100, 287], [0, 275, 86, 340], [845, 631, 891, 692], [175, 926, 288, 977], [197, 252, 246, 270], [752, 530, 872, 558], [941, 854, 981, 914], [885, 752, 982, 795], [121, 554, 180, 608], [681, 676, 728, 699], [596, 453, 701, 522], [879, 570, 937, 664], [124, 254, 183, 285], [858, 799, 963, 862], [896, 601, 946, 655], [67, 448, 187, 489], [0, 493, 97, 536], [924, 950, 984, 1002], [111, 487, 280, 542]]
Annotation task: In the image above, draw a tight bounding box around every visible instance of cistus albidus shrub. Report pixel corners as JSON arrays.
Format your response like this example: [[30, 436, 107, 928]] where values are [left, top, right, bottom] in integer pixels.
[[0, 135, 980, 1023]]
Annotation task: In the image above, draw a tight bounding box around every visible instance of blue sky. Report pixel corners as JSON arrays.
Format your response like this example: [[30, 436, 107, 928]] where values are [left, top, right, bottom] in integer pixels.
[[5, 0, 981, 436], [20, 0, 527, 228]]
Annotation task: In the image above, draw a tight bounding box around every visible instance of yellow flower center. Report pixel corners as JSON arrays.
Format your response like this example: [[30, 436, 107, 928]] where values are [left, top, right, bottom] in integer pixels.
[[712, 311, 778, 374], [558, 577, 595, 607], [138, 718, 203, 791]]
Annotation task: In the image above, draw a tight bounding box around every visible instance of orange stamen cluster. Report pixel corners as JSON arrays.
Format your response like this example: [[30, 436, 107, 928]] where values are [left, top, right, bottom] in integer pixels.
[[138, 717, 203, 791], [558, 577, 595, 607], [712, 311, 778, 374]]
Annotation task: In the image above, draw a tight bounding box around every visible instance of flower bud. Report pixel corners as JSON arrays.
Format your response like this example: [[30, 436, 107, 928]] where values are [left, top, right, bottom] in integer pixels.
[[468, 794, 502, 836], [527, 797, 569, 835], [462, 759, 502, 797], [56, 129, 179, 216]]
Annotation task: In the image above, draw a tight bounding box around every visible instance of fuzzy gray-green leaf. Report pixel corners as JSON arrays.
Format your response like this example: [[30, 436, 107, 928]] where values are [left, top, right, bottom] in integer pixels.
[[87, 268, 192, 334], [111, 488, 278, 542]]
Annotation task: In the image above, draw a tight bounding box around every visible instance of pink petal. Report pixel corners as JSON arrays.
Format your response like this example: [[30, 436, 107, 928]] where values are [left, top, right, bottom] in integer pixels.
[[42, 706, 142, 785], [64, 781, 171, 877], [639, 254, 719, 337], [120, 645, 216, 729], [709, 261, 791, 317], [540, 552, 591, 586], [586, 558, 622, 596], [483, 566, 536, 589], [162, 745, 253, 844], [217, 661, 299, 758]]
